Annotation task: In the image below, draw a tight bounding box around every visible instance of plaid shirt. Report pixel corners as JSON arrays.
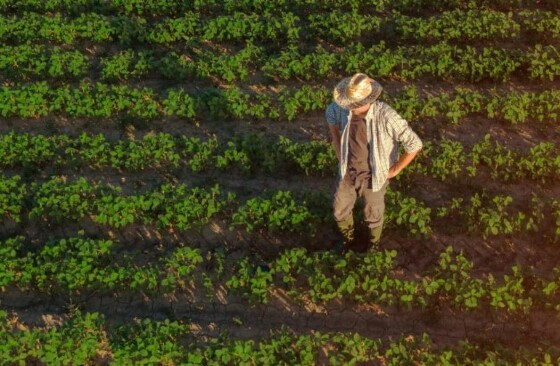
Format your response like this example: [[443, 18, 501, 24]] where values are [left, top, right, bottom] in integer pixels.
[[325, 100, 423, 192]]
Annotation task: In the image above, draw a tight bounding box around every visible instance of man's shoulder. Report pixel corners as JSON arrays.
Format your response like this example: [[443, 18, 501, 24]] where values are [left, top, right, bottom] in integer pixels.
[[326, 101, 348, 113], [325, 101, 349, 125], [373, 101, 401, 124], [373, 100, 393, 115]]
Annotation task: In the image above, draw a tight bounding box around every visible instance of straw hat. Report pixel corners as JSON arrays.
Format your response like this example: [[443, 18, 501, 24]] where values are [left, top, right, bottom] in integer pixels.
[[333, 73, 383, 110]]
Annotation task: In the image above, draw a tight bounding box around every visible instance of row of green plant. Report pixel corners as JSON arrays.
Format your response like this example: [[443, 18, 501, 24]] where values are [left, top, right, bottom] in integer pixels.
[[0, 0, 552, 18], [385, 84, 560, 124], [0, 81, 329, 120], [310, 8, 560, 44], [0, 131, 337, 176], [1, 131, 558, 186], [1, 311, 556, 365], [1, 174, 559, 241], [2, 41, 560, 84], [0, 11, 299, 46], [0, 175, 432, 236], [0, 45, 90, 80], [0, 44, 265, 83], [2, 81, 559, 125], [435, 191, 560, 241], [401, 134, 560, 184], [2, 233, 560, 315], [263, 41, 560, 83], [2, 9, 558, 46]]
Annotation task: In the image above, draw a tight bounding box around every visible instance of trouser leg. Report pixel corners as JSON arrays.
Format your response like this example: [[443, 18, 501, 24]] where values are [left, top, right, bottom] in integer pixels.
[[360, 180, 388, 246], [333, 175, 358, 245]]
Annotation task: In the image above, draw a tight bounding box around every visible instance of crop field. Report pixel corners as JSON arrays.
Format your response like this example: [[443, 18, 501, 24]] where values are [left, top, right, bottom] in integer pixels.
[[1, 0, 560, 364]]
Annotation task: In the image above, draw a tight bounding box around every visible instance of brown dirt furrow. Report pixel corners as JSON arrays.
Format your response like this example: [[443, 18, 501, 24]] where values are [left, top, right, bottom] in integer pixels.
[[2, 289, 558, 351]]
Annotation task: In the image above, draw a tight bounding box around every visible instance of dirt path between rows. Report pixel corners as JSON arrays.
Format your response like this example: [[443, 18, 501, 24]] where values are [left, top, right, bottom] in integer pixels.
[[2, 286, 559, 351]]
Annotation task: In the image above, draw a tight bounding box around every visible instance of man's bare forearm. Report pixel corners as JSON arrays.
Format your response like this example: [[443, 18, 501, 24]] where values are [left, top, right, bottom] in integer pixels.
[[333, 140, 341, 162], [389, 149, 421, 176], [328, 125, 342, 163]]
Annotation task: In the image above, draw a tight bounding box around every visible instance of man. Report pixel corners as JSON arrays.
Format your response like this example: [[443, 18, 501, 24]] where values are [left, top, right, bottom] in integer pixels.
[[325, 73, 423, 251]]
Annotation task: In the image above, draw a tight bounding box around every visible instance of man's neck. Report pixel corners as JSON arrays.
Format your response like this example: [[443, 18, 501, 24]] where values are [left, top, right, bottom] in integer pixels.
[[352, 110, 368, 119]]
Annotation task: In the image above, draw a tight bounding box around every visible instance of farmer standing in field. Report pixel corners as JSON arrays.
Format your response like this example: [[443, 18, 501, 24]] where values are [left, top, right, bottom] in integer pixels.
[[325, 73, 423, 251]]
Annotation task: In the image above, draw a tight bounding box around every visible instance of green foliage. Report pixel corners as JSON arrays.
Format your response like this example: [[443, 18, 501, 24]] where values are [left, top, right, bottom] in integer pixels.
[[226, 257, 273, 303], [488, 266, 533, 313], [144, 12, 198, 43], [520, 9, 560, 42], [0, 311, 107, 365], [278, 85, 330, 121], [30, 177, 96, 222], [100, 50, 154, 81], [0, 236, 24, 289], [467, 134, 520, 181], [109, 133, 180, 170], [1, 6, 560, 354], [428, 246, 485, 309], [95, 193, 140, 228], [31, 236, 115, 291], [0, 82, 50, 118], [385, 189, 432, 236], [162, 88, 197, 118], [427, 139, 466, 180], [307, 10, 381, 43], [195, 43, 262, 83], [0, 175, 26, 222], [156, 183, 235, 230], [465, 192, 531, 238], [526, 44, 560, 81], [0, 45, 88, 80], [231, 191, 319, 234], [65, 132, 111, 168], [111, 317, 187, 364], [160, 247, 203, 292], [2, 230, 560, 317], [181, 136, 218, 172], [262, 44, 337, 81], [2, 82, 559, 126], [276, 135, 336, 176], [393, 9, 520, 42]]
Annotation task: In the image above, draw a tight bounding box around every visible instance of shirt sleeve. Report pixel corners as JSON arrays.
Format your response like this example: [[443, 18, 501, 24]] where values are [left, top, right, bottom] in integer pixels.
[[384, 104, 423, 153], [325, 102, 338, 126]]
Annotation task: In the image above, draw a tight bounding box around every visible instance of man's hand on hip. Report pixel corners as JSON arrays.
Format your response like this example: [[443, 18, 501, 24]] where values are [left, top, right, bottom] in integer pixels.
[[387, 149, 421, 179], [387, 165, 400, 179]]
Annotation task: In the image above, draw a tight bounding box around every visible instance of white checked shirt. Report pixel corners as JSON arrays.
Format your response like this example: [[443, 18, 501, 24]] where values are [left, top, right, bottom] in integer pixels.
[[325, 100, 423, 192]]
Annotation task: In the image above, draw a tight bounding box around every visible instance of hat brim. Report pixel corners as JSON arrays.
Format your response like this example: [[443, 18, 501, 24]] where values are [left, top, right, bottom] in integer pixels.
[[333, 77, 383, 110]]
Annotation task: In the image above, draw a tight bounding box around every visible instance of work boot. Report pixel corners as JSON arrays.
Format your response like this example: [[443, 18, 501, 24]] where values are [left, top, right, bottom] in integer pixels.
[[335, 216, 355, 252], [367, 224, 383, 250]]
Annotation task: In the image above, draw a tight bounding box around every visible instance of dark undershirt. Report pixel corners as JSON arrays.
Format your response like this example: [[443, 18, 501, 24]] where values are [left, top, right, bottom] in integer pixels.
[[346, 111, 372, 184]]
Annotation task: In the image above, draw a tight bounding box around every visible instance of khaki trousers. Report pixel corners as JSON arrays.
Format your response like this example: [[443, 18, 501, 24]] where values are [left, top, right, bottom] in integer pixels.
[[333, 173, 388, 229]]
